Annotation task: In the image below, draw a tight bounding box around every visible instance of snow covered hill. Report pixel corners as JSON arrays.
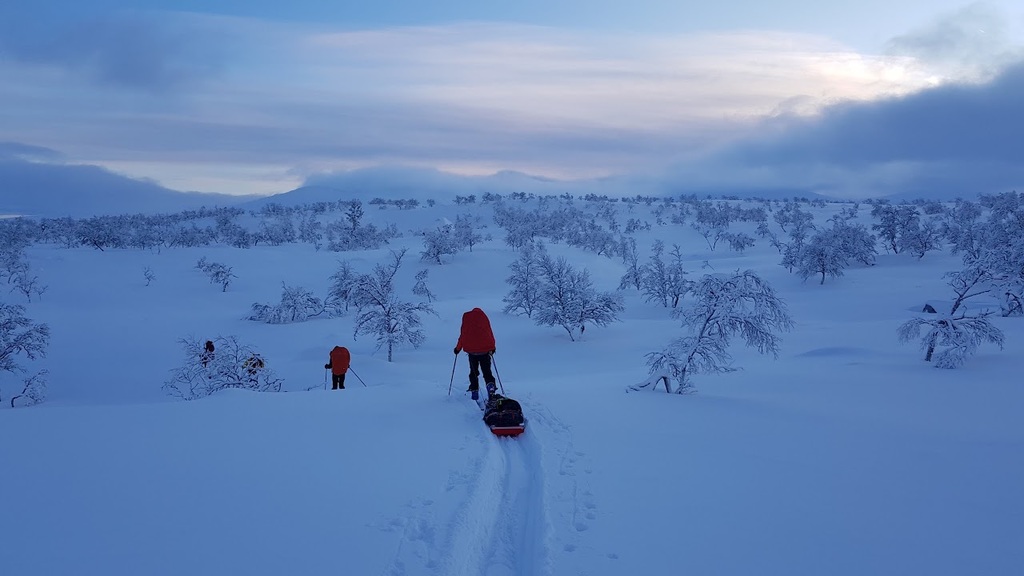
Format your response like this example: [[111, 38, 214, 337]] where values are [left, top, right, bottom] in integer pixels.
[[1, 196, 1022, 575]]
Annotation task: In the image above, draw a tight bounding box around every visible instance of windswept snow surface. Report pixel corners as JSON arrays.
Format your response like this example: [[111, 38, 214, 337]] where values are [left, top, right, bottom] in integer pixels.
[[2, 199, 1022, 575]]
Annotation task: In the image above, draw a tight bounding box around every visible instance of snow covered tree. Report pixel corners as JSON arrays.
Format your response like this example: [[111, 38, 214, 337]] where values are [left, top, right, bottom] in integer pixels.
[[940, 198, 984, 260], [773, 201, 814, 234], [831, 219, 877, 266], [503, 241, 545, 318], [247, 283, 326, 324], [870, 202, 919, 254], [777, 204, 816, 273], [420, 224, 459, 264], [345, 201, 364, 232], [255, 213, 296, 246], [163, 335, 283, 400], [351, 249, 436, 362], [453, 213, 483, 252], [897, 310, 1004, 368], [10, 270, 46, 302], [298, 212, 324, 250], [897, 263, 1005, 367], [965, 192, 1024, 316], [639, 241, 691, 308], [0, 303, 49, 405], [196, 259, 236, 292], [534, 253, 624, 341], [721, 232, 756, 254], [640, 270, 793, 392], [618, 237, 642, 291], [76, 216, 128, 251], [326, 261, 358, 316], [690, 201, 734, 251], [899, 217, 943, 259], [797, 229, 849, 284], [8, 369, 48, 407], [0, 302, 49, 375], [412, 269, 435, 303]]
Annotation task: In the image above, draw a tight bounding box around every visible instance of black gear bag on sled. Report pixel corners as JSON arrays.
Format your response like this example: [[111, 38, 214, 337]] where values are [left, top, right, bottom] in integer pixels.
[[482, 394, 526, 437]]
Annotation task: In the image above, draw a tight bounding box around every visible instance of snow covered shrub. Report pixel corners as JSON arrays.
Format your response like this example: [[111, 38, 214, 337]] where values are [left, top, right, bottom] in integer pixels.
[[0, 303, 50, 406], [163, 336, 282, 400], [412, 269, 435, 303], [196, 258, 236, 292], [247, 283, 326, 324], [10, 270, 46, 302], [8, 370, 48, 407], [0, 303, 49, 375], [896, 264, 1007, 368], [639, 270, 792, 392], [897, 311, 1004, 369]]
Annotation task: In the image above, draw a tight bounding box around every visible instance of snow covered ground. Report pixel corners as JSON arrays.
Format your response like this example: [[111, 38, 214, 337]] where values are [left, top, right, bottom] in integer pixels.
[[2, 198, 1022, 576]]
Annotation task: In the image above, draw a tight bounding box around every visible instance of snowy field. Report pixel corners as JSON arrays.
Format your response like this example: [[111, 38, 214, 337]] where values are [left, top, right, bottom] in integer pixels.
[[1, 196, 1022, 576]]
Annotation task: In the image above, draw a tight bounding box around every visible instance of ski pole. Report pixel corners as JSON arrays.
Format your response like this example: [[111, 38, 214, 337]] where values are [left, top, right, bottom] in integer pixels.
[[447, 353, 458, 396], [490, 352, 505, 395], [348, 366, 368, 387], [324, 368, 328, 390]]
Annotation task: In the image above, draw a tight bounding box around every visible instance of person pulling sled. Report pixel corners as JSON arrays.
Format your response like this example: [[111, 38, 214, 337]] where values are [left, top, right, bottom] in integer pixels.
[[453, 307, 497, 401]]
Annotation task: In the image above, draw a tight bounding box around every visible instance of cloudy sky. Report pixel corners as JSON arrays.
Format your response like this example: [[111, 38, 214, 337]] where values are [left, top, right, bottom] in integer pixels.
[[1, 0, 1023, 199]]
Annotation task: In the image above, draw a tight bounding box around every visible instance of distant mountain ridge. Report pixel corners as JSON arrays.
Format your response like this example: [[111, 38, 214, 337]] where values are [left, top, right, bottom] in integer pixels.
[[249, 165, 833, 208], [0, 158, 254, 218]]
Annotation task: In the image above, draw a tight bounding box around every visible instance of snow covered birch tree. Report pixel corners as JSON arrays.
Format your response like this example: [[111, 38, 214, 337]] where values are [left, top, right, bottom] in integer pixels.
[[247, 283, 326, 324], [797, 230, 849, 285], [897, 264, 1005, 367], [412, 269, 436, 303], [352, 249, 436, 361], [326, 261, 358, 316], [420, 224, 459, 264], [639, 270, 793, 392], [0, 303, 49, 407], [534, 253, 624, 341], [503, 241, 544, 318], [639, 241, 691, 308]]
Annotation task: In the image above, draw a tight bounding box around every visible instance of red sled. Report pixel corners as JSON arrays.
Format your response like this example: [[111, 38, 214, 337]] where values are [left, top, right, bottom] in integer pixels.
[[483, 395, 526, 437], [489, 421, 526, 437]]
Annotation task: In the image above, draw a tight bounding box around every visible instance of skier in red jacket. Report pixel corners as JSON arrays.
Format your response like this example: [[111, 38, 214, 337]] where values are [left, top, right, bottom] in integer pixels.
[[324, 346, 351, 390], [454, 307, 496, 401]]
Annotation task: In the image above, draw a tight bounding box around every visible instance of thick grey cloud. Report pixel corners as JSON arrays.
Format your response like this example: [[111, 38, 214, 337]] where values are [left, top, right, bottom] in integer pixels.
[[0, 12, 225, 90], [676, 59, 1024, 199]]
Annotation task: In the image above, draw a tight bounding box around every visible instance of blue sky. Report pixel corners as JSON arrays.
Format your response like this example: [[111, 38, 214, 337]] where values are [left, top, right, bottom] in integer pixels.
[[1, 1, 1023, 199]]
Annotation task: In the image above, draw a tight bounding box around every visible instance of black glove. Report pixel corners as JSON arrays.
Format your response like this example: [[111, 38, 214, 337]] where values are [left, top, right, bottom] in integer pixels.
[[453, 348, 460, 355], [324, 363, 331, 369], [490, 348, 496, 355]]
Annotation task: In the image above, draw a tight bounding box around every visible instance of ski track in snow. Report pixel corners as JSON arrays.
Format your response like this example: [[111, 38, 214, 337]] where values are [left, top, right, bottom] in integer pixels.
[[380, 399, 557, 576]]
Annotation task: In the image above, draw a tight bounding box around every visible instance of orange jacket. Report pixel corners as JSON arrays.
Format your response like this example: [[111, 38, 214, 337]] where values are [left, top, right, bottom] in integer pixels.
[[327, 346, 351, 375], [455, 308, 496, 354]]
